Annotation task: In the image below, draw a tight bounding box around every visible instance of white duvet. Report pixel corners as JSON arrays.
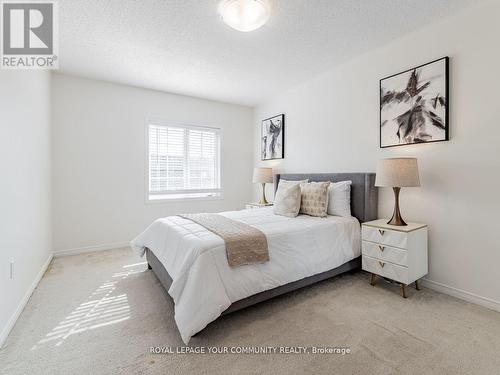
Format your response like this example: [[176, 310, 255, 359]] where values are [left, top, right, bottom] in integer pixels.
[[130, 207, 361, 344]]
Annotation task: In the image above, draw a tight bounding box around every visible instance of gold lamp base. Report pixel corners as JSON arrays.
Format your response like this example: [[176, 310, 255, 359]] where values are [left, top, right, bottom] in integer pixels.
[[387, 187, 407, 226], [259, 183, 269, 205]]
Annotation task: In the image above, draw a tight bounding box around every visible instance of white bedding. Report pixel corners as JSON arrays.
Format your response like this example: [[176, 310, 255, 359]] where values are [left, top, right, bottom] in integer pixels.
[[130, 207, 361, 344]]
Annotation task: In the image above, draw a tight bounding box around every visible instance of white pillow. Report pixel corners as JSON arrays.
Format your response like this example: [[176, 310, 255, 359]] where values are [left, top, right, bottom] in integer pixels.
[[273, 181, 302, 218], [327, 181, 352, 217], [279, 179, 308, 185]]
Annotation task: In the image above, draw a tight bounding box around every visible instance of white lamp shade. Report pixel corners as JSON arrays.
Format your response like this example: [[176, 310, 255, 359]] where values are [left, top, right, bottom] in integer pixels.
[[253, 167, 273, 183], [220, 0, 270, 32], [375, 158, 420, 187]]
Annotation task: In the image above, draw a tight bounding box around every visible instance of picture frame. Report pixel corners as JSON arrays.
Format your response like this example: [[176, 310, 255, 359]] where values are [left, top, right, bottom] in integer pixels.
[[380, 57, 449, 148], [261, 114, 284, 160]]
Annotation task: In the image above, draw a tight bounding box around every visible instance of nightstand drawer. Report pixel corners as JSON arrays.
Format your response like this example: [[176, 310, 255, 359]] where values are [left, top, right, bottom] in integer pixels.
[[245, 203, 273, 209], [362, 255, 409, 284], [362, 241, 408, 266], [362, 225, 408, 249]]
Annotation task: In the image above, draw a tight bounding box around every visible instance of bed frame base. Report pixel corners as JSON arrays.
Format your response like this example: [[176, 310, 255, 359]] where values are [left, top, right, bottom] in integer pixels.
[[146, 248, 361, 316]]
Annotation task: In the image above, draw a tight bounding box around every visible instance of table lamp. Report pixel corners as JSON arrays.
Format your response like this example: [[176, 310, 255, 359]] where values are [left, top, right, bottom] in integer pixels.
[[375, 158, 420, 226], [253, 167, 273, 205]]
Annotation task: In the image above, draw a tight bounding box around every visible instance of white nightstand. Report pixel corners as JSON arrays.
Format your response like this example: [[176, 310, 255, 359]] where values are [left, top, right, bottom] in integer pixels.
[[245, 203, 273, 209], [361, 219, 428, 298]]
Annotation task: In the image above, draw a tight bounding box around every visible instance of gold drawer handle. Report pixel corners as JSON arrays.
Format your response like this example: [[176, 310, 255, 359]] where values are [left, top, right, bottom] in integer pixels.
[[378, 230, 385, 236], [379, 261, 385, 268], [378, 245, 385, 252]]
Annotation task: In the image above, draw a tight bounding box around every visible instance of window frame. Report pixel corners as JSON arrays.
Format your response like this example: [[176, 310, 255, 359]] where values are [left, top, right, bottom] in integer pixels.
[[144, 119, 223, 203]]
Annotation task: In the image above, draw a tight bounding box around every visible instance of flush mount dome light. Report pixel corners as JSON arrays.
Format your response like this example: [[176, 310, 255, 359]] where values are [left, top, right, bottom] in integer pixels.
[[220, 0, 270, 32]]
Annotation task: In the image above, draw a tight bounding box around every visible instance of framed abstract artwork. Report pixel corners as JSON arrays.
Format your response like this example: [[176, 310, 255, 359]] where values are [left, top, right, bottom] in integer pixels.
[[380, 57, 449, 148], [261, 114, 284, 160]]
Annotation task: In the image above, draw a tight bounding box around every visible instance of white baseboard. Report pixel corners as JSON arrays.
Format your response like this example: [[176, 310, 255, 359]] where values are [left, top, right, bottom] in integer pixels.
[[422, 278, 500, 313], [0, 253, 53, 348], [53, 241, 130, 257]]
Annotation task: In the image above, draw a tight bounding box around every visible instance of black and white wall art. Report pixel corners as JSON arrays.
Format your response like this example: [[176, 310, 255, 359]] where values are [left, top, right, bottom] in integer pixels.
[[380, 57, 449, 148], [261, 114, 284, 160]]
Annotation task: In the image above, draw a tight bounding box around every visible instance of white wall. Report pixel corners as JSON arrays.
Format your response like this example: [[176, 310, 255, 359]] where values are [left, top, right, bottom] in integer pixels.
[[0, 71, 52, 346], [254, 1, 500, 308], [52, 74, 254, 253]]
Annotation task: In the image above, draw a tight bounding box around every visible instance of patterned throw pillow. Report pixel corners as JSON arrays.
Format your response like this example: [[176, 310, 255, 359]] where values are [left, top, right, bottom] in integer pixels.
[[273, 181, 302, 218], [299, 181, 330, 217]]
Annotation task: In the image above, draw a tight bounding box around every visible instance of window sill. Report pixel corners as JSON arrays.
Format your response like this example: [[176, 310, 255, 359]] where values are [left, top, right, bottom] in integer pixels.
[[146, 193, 223, 204]]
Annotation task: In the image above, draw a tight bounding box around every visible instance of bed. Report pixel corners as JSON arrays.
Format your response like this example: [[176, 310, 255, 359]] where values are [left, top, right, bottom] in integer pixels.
[[131, 173, 377, 343]]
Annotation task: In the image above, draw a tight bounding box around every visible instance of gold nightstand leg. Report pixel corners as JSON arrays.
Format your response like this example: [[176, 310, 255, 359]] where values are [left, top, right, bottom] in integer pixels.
[[415, 280, 421, 291], [370, 273, 377, 286], [401, 284, 407, 298]]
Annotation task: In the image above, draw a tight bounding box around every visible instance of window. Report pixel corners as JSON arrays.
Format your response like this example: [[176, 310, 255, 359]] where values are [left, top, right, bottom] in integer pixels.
[[148, 122, 221, 200]]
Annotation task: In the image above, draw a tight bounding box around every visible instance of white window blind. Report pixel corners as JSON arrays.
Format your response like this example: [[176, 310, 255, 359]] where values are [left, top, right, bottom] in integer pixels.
[[148, 123, 221, 200]]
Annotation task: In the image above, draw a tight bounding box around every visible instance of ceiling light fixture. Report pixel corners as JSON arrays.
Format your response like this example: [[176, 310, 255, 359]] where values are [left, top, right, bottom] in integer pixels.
[[220, 0, 270, 32]]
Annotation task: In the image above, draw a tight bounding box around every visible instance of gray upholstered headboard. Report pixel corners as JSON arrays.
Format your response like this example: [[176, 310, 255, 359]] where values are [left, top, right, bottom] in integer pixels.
[[274, 173, 378, 223]]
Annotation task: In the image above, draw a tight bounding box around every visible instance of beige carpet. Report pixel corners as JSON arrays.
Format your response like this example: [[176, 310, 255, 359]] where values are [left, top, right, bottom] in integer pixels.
[[1, 248, 499, 375]]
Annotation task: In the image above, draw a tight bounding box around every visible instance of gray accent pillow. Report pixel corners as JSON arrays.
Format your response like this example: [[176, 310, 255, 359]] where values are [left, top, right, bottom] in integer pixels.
[[273, 181, 302, 218], [299, 181, 330, 217], [327, 180, 352, 217]]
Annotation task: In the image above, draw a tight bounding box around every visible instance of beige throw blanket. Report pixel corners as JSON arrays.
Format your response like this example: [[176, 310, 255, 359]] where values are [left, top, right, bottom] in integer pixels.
[[179, 213, 269, 267]]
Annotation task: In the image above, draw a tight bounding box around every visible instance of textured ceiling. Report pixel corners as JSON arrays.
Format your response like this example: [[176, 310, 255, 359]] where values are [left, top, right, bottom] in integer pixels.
[[59, 0, 479, 106]]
